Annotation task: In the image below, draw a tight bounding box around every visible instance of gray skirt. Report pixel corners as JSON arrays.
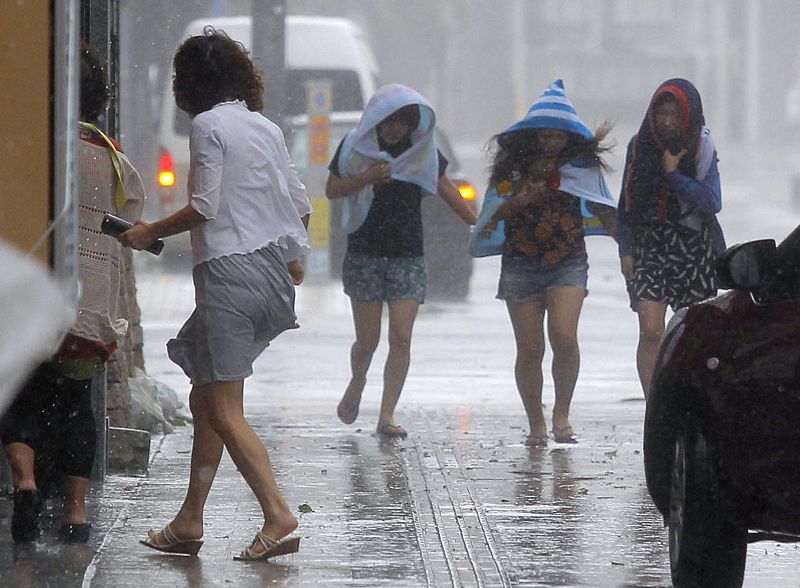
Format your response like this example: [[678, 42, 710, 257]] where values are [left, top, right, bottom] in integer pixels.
[[167, 244, 298, 386]]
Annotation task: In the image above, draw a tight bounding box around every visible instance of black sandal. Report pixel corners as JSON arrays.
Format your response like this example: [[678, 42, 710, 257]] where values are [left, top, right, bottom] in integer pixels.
[[59, 522, 92, 543], [11, 489, 43, 544]]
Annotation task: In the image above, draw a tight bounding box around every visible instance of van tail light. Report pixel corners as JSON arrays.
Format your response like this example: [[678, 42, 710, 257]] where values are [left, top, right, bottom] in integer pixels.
[[158, 148, 176, 190], [457, 181, 477, 202]]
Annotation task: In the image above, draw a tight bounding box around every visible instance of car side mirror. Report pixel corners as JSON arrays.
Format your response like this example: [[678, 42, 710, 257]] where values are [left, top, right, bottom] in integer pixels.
[[716, 239, 777, 291]]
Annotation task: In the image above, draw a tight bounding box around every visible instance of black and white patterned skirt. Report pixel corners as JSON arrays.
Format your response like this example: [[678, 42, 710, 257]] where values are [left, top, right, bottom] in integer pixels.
[[627, 222, 717, 311]]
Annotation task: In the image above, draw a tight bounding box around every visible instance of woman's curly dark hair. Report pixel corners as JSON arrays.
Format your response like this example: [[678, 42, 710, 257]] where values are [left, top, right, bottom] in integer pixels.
[[173, 26, 264, 116], [80, 41, 109, 123], [488, 123, 613, 186]]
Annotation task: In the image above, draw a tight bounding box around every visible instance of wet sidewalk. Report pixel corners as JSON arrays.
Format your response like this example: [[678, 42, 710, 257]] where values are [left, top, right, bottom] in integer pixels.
[[4, 396, 800, 587], [3, 239, 800, 586], [0, 395, 674, 587]]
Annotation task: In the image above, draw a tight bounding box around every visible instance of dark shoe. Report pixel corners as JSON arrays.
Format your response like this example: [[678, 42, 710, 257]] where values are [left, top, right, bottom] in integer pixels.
[[58, 522, 92, 543], [11, 489, 43, 544]]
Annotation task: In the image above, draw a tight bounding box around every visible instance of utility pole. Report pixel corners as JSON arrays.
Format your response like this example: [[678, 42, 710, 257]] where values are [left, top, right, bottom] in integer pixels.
[[80, 0, 123, 487], [510, 0, 527, 119], [712, 1, 730, 139], [81, 0, 119, 136], [745, 0, 760, 142], [252, 0, 287, 129]]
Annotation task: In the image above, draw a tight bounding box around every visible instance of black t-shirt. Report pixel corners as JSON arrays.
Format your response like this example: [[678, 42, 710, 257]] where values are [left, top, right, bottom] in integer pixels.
[[329, 138, 448, 258]]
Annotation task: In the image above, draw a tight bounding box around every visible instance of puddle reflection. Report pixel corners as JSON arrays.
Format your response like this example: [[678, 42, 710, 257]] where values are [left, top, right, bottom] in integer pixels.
[[338, 436, 424, 581], [1, 541, 94, 586], [508, 447, 582, 586]]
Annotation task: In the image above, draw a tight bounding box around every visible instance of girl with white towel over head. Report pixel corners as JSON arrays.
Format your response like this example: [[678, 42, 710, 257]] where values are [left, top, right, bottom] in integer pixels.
[[326, 84, 477, 439]]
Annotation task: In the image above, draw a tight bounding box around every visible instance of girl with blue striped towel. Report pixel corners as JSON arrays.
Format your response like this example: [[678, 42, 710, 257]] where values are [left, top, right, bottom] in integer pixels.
[[477, 80, 616, 446]]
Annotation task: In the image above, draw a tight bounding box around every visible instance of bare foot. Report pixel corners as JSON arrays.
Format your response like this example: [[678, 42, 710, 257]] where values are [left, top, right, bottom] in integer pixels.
[[551, 423, 577, 444], [337, 377, 365, 425], [376, 423, 407, 439], [551, 411, 577, 443], [337, 398, 360, 424], [528, 417, 548, 438], [524, 433, 548, 447]]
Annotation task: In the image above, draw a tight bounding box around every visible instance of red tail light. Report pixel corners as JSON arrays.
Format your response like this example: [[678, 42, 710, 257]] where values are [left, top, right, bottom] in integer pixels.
[[158, 148, 176, 188]]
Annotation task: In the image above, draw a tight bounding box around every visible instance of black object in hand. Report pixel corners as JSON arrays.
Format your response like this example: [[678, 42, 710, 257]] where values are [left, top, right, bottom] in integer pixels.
[[665, 137, 685, 156], [101, 214, 164, 256]]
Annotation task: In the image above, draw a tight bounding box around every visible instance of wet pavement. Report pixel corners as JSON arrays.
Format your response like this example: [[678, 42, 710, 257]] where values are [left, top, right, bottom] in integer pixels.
[[2, 143, 800, 586], [76, 399, 669, 587]]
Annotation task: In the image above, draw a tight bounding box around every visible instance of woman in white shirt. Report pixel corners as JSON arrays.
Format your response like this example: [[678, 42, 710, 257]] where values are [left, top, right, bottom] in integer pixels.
[[123, 27, 308, 561]]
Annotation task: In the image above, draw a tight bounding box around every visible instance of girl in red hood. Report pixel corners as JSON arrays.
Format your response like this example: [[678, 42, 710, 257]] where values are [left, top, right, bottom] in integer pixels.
[[617, 78, 725, 399]]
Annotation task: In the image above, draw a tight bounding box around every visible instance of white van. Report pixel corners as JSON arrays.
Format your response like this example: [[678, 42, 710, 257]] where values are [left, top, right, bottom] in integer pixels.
[[154, 15, 380, 254]]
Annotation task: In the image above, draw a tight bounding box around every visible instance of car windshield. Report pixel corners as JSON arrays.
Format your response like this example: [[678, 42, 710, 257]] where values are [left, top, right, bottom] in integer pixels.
[[285, 120, 355, 171], [285, 70, 364, 115], [174, 71, 364, 137]]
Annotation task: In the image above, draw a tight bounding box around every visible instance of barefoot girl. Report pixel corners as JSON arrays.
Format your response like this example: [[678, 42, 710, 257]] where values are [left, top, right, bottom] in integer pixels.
[[326, 84, 477, 439], [473, 80, 616, 445]]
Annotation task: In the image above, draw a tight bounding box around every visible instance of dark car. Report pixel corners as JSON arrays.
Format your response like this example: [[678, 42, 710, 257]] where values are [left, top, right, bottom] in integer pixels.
[[420, 130, 478, 300], [643, 225, 800, 587], [285, 113, 478, 300]]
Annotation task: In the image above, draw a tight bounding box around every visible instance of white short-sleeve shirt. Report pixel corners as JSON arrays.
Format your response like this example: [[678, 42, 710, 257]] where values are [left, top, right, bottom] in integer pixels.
[[188, 100, 311, 265]]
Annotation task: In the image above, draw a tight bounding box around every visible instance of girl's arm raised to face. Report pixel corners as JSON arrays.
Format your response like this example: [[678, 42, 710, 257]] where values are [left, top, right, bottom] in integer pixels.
[[489, 180, 547, 225], [325, 164, 392, 199], [437, 176, 477, 225], [666, 154, 722, 215]]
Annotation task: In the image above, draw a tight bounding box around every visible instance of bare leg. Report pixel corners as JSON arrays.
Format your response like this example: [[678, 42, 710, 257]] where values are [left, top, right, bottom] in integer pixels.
[[506, 299, 548, 441], [164, 387, 224, 541], [376, 299, 419, 431], [4, 442, 36, 490], [202, 381, 297, 553], [545, 286, 585, 432], [63, 476, 90, 525], [636, 300, 668, 399], [338, 300, 382, 424]]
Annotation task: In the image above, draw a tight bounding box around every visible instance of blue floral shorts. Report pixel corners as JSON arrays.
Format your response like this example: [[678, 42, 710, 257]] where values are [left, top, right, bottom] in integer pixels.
[[342, 253, 426, 303]]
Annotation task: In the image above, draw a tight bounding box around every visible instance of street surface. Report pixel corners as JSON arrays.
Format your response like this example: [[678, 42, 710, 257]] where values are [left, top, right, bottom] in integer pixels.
[[0, 142, 799, 586]]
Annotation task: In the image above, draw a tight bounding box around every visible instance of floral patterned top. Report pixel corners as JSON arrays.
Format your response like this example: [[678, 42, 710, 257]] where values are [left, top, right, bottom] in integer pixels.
[[501, 173, 586, 265]]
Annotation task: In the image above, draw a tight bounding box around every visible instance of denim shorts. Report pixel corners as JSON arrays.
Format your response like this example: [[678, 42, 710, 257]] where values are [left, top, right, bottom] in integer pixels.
[[496, 254, 588, 302], [343, 252, 426, 303]]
